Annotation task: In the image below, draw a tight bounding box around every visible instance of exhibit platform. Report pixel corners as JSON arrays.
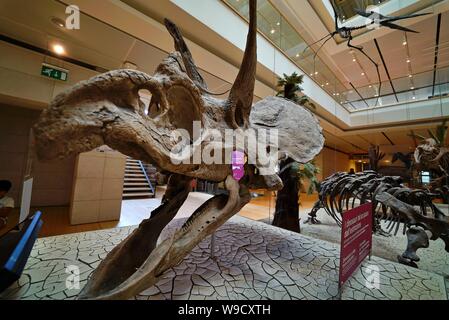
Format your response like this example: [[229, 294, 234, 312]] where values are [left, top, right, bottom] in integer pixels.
[[1, 216, 447, 300]]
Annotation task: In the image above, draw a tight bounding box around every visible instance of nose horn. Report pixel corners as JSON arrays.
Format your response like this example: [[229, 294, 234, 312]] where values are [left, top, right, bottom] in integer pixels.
[[226, 0, 257, 129]]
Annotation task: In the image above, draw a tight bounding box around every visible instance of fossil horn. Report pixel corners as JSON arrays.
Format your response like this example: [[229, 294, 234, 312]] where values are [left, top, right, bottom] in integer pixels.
[[226, 0, 257, 129]]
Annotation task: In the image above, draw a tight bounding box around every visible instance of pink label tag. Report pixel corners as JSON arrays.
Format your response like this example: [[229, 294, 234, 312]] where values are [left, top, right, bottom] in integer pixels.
[[231, 150, 245, 181]]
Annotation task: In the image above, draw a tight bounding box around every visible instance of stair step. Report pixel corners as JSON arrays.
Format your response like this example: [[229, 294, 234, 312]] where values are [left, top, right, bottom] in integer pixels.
[[125, 173, 146, 177], [124, 187, 151, 191], [125, 168, 143, 172], [123, 192, 154, 198], [124, 178, 147, 182], [124, 182, 149, 186]]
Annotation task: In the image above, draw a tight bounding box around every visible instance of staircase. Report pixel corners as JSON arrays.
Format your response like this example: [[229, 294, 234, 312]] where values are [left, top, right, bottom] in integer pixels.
[[122, 157, 156, 199]]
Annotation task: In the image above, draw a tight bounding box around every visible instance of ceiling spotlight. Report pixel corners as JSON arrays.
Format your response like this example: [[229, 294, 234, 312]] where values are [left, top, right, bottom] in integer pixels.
[[333, 93, 336, 96], [352, 58, 356, 62], [402, 41, 407, 46], [410, 86, 414, 90], [321, 84, 324, 87], [52, 43, 65, 55], [296, 53, 300, 58], [406, 59, 411, 63], [326, 82, 329, 86], [270, 29, 276, 34], [276, 22, 280, 26], [336, 93, 340, 96], [361, 72, 365, 76], [315, 71, 318, 75], [412, 96, 416, 100], [409, 74, 413, 78], [310, 73, 313, 76], [369, 85, 372, 88]]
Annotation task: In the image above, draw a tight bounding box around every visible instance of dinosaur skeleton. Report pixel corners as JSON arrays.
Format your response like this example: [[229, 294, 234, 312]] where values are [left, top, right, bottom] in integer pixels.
[[414, 138, 449, 185], [32, 0, 324, 299], [305, 171, 449, 267]]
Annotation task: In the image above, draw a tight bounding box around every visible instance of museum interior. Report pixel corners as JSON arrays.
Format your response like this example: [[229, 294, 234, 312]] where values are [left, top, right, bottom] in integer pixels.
[[0, 0, 448, 303]]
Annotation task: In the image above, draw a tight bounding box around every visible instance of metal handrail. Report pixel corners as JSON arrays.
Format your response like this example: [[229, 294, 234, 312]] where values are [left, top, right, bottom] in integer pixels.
[[138, 160, 155, 195]]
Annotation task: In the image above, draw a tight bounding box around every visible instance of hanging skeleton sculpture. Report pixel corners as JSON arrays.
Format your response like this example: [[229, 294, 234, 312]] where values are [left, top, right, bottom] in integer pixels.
[[305, 171, 449, 267], [302, 1, 429, 106]]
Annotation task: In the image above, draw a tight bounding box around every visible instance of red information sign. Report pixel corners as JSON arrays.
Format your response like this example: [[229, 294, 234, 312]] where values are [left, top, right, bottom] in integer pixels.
[[339, 202, 373, 287]]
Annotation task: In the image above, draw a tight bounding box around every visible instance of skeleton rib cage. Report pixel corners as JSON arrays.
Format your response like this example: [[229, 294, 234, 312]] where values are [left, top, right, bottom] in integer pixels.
[[307, 171, 449, 267]]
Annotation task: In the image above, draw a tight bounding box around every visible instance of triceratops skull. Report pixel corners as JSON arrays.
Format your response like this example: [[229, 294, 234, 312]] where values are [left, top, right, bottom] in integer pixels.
[[32, 0, 324, 299]]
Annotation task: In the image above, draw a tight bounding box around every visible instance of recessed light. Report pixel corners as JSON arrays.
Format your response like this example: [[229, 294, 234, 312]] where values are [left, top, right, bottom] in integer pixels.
[[412, 96, 416, 100], [326, 82, 329, 86], [410, 86, 414, 90], [406, 59, 411, 63], [296, 53, 300, 58], [52, 43, 65, 55], [310, 73, 313, 76], [409, 74, 413, 78], [315, 71, 318, 75], [352, 58, 356, 62], [270, 29, 276, 34], [276, 22, 280, 26], [402, 41, 407, 46], [361, 72, 365, 76], [369, 85, 372, 88]]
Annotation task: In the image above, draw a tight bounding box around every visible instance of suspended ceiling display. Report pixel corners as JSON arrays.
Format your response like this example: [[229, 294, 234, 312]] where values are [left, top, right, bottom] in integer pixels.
[[224, 0, 448, 112]]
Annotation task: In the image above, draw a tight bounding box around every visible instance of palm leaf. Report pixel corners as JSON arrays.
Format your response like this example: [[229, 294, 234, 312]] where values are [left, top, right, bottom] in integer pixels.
[[428, 129, 439, 144], [407, 132, 427, 141], [435, 119, 448, 146]]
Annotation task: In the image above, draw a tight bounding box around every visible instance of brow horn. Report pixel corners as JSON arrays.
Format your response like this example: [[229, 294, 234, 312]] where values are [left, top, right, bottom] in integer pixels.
[[226, 0, 257, 129]]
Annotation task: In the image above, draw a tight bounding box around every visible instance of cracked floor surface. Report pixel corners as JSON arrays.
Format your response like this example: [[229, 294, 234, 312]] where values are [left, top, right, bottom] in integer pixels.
[[1, 215, 447, 300]]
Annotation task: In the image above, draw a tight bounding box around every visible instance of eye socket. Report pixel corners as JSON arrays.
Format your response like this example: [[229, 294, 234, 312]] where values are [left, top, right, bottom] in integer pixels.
[[139, 89, 163, 118]]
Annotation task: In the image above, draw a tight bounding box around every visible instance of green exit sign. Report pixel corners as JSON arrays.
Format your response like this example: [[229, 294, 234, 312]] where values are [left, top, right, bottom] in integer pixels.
[[41, 63, 68, 81]]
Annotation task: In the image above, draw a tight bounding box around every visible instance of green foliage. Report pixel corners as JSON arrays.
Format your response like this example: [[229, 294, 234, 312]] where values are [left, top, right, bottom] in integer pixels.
[[283, 161, 321, 196], [276, 72, 314, 108], [298, 161, 321, 195]]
